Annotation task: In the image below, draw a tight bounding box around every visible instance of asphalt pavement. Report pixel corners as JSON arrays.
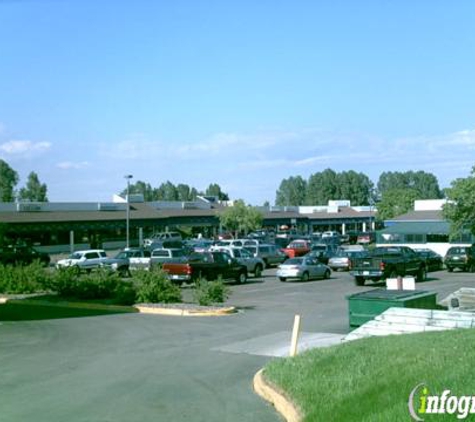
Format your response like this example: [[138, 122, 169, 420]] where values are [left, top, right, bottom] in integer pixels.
[[1, 268, 474, 422]]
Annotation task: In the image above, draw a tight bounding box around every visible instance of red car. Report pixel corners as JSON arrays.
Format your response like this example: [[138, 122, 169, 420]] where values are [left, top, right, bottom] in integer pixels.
[[282, 240, 311, 258]]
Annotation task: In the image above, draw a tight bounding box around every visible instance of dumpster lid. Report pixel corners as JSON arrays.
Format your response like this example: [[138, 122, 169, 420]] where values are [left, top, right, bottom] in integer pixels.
[[348, 288, 431, 300]]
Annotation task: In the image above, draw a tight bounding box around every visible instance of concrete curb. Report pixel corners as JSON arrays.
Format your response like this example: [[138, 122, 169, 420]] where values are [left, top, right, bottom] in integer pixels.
[[253, 368, 302, 422], [134, 304, 237, 317]]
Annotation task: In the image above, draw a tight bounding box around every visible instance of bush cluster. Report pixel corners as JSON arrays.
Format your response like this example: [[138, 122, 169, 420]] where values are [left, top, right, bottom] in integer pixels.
[[193, 277, 230, 306], [0, 261, 51, 294], [134, 267, 182, 304], [0, 263, 232, 307], [50, 268, 137, 305]]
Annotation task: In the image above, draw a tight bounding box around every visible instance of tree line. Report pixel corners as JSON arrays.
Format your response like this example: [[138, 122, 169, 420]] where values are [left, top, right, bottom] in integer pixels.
[[275, 169, 444, 221], [0, 160, 48, 202], [122, 180, 229, 202]]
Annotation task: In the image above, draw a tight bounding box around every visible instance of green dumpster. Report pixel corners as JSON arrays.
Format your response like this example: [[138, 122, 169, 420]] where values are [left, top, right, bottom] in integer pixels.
[[347, 288, 438, 328]]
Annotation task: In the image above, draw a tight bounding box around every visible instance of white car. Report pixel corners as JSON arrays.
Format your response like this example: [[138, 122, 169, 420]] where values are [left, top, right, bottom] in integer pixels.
[[56, 249, 108, 271], [277, 257, 331, 282]]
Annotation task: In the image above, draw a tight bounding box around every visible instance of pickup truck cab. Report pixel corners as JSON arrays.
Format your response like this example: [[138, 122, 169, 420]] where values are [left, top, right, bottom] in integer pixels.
[[350, 246, 426, 286], [150, 248, 187, 267], [209, 246, 265, 277], [162, 251, 247, 284]]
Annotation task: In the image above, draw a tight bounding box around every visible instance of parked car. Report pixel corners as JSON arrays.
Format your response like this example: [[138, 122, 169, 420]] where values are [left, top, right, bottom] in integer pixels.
[[413, 248, 444, 272], [282, 239, 312, 258], [276, 257, 331, 282], [210, 246, 265, 277], [243, 243, 287, 268], [444, 246, 475, 272], [56, 249, 109, 272], [328, 250, 368, 272], [185, 239, 214, 253], [109, 248, 152, 270], [100, 252, 131, 276], [144, 231, 182, 247], [213, 239, 248, 248], [356, 231, 376, 245], [307, 243, 338, 264]]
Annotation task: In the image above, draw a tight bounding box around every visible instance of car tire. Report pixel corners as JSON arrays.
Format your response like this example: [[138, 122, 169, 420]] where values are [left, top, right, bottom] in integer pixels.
[[324, 269, 331, 279], [279, 277, 287, 282], [355, 276, 365, 286], [237, 272, 247, 284], [301, 272, 309, 282], [254, 264, 263, 278], [447, 266, 453, 272], [416, 266, 427, 282]]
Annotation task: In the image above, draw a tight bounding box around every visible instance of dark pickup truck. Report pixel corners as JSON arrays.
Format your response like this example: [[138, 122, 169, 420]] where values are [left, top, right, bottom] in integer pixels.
[[350, 246, 427, 286], [161, 251, 248, 284], [0, 245, 50, 266]]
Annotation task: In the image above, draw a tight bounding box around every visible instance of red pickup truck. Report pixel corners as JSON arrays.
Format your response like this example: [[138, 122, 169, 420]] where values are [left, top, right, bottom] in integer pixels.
[[281, 240, 311, 259], [162, 251, 248, 284]]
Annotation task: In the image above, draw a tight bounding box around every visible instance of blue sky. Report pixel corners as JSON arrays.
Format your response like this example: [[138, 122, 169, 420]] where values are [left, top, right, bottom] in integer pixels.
[[0, 0, 474, 205]]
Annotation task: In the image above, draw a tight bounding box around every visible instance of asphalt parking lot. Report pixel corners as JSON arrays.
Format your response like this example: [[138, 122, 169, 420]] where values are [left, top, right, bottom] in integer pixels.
[[1, 268, 474, 422]]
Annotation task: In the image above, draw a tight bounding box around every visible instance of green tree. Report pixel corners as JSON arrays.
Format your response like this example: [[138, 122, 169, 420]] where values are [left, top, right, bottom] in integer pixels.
[[377, 171, 442, 199], [154, 181, 178, 201], [120, 180, 154, 201], [275, 176, 307, 206], [337, 171, 374, 206], [18, 171, 48, 202], [306, 169, 338, 205], [219, 199, 263, 237], [443, 166, 475, 237], [0, 160, 19, 202], [205, 183, 229, 201], [376, 188, 419, 221], [176, 184, 192, 201]]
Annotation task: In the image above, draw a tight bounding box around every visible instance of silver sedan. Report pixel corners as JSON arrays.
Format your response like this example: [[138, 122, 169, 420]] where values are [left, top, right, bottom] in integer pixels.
[[276, 257, 331, 282]]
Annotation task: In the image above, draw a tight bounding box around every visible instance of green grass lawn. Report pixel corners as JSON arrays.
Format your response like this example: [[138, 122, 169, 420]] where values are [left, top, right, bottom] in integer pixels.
[[0, 295, 138, 321], [264, 329, 475, 422]]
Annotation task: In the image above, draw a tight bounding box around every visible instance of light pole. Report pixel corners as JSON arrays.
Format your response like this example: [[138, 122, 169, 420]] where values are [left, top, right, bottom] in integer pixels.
[[125, 174, 133, 249]]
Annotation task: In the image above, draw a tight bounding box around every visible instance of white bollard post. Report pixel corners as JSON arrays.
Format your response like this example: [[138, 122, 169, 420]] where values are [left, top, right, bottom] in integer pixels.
[[289, 314, 301, 357]]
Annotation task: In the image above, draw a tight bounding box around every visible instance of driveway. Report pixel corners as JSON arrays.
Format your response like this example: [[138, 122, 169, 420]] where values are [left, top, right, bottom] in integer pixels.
[[0, 269, 471, 421]]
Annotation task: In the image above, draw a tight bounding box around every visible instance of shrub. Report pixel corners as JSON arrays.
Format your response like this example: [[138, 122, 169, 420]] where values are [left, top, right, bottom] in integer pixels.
[[0, 262, 51, 294], [51, 267, 135, 304], [193, 277, 230, 306], [134, 267, 182, 304]]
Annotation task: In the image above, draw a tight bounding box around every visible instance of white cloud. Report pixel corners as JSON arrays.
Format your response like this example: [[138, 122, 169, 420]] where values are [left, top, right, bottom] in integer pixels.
[[56, 161, 90, 170], [0, 140, 51, 155], [449, 129, 475, 148]]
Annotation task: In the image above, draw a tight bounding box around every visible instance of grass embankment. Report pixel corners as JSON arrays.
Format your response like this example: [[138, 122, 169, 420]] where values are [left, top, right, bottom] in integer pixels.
[[0, 295, 138, 321], [264, 329, 475, 421]]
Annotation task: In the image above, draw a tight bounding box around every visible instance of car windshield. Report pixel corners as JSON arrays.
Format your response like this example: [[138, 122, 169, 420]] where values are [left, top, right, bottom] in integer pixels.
[[69, 252, 83, 259]]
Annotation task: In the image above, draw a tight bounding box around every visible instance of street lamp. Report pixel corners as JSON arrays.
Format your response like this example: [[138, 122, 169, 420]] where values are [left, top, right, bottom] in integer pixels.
[[125, 174, 133, 249]]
